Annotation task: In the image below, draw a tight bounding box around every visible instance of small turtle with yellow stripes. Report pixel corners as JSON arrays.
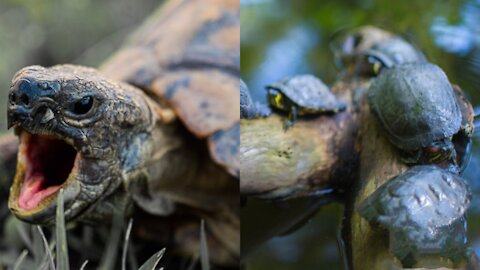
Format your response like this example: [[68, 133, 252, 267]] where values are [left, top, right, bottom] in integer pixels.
[[266, 74, 346, 129]]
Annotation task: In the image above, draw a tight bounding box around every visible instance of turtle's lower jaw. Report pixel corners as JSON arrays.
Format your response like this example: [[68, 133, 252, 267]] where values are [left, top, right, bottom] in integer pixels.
[[8, 131, 81, 223]]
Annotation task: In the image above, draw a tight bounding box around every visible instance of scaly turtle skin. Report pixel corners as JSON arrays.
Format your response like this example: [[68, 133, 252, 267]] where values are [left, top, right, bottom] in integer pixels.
[[368, 63, 462, 165], [266, 74, 346, 129], [6, 0, 239, 266], [358, 165, 471, 267], [240, 79, 271, 119], [360, 37, 426, 76]]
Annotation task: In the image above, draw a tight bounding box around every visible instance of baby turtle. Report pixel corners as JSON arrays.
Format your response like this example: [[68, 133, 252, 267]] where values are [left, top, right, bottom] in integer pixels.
[[358, 165, 471, 267], [368, 63, 462, 164], [360, 37, 426, 76], [266, 74, 346, 129]]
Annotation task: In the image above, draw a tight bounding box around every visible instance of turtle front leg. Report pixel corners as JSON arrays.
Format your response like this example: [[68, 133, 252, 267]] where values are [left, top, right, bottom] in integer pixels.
[[284, 106, 297, 130]]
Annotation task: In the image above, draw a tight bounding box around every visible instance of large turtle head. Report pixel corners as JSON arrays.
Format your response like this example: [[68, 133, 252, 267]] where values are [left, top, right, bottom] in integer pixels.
[[7, 65, 156, 225]]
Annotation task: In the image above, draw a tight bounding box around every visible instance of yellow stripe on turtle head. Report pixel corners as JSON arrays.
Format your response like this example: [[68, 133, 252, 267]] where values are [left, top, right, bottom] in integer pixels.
[[274, 93, 284, 109], [373, 62, 382, 75]]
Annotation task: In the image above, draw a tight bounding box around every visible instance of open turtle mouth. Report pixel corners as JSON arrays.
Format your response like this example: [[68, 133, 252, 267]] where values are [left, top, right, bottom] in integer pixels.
[[9, 130, 80, 216]]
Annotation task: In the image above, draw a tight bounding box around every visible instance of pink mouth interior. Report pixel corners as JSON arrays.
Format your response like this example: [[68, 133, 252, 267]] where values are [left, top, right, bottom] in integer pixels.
[[18, 134, 77, 210]]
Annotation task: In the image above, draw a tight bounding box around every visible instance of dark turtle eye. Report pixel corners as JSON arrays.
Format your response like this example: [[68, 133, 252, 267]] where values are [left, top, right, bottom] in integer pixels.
[[72, 96, 94, 115]]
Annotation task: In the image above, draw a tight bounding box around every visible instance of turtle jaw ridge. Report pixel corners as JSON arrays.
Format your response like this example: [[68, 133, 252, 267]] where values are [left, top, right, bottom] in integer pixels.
[[8, 130, 82, 223]]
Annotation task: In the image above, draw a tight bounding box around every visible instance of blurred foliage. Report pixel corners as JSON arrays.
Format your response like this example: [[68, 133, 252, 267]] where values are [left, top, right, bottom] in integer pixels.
[[241, 0, 480, 269], [0, 0, 160, 131]]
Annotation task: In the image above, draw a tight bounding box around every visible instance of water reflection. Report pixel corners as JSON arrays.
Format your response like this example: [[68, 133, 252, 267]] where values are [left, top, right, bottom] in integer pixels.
[[430, 1, 480, 55], [246, 25, 319, 102]]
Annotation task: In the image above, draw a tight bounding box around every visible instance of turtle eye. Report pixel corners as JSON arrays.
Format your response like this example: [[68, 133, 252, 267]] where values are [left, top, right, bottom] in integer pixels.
[[72, 96, 94, 115]]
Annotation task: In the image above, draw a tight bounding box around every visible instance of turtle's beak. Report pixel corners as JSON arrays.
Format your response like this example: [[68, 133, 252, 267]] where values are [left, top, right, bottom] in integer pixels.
[[7, 78, 83, 221]]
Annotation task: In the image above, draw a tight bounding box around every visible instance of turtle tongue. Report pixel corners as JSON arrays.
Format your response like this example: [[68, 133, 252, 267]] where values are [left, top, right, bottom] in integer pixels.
[[16, 133, 77, 210], [18, 174, 61, 210]]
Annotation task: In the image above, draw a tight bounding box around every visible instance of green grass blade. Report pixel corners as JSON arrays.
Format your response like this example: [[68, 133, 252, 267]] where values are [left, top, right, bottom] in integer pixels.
[[36, 226, 55, 270], [186, 255, 199, 270], [56, 188, 70, 270], [32, 225, 44, 266], [138, 248, 165, 270], [121, 219, 133, 270], [200, 220, 210, 270], [98, 209, 124, 270], [79, 260, 88, 270], [16, 222, 33, 252], [13, 249, 28, 270]]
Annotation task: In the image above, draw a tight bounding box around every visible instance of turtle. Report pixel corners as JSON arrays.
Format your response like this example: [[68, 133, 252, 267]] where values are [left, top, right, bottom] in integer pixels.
[[358, 37, 427, 76], [6, 0, 239, 266], [265, 74, 346, 129], [368, 62, 463, 165], [331, 26, 393, 73], [240, 79, 271, 119], [358, 165, 471, 267], [332, 27, 427, 78]]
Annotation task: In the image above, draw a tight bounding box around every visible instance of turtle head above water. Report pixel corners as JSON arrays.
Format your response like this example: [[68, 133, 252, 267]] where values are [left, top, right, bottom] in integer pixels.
[[7, 65, 157, 225]]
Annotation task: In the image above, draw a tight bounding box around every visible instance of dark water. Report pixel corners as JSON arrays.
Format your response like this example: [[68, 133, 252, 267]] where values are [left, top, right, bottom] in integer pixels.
[[241, 0, 480, 268]]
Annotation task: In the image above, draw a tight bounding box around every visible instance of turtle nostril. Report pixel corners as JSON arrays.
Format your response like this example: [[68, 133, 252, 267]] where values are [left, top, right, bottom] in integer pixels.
[[20, 93, 30, 105], [8, 92, 16, 104]]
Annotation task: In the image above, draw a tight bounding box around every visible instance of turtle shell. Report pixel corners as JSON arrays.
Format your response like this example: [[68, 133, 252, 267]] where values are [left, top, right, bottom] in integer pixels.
[[358, 165, 470, 230], [358, 165, 471, 265], [364, 37, 426, 69], [100, 0, 239, 176], [368, 63, 462, 150], [333, 26, 393, 67], [267, 74, 345, 112]]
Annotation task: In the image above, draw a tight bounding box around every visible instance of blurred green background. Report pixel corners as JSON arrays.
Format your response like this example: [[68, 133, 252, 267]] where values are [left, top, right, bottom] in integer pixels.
[[0, 0, 160, 132], [241, 0, 480, 269]]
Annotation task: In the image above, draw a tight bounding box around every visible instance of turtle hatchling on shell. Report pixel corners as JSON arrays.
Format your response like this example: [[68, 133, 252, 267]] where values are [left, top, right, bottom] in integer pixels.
[[358, 165, 471, 267], [368, 62, 462, 165], [266, 74, 346, 129], [6, 0, 239, 266]]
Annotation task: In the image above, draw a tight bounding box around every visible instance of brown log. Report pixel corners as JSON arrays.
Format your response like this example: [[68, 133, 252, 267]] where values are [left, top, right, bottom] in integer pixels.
[[346, 98, 409, 270], [346, 92, 480, 270], [240, 79, 365, 199]]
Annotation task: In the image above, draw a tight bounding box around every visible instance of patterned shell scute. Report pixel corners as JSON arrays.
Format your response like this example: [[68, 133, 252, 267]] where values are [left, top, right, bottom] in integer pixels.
[[358, 165, 471, 231], [270, 74, 342, 110], [368, 63, 462, 150]]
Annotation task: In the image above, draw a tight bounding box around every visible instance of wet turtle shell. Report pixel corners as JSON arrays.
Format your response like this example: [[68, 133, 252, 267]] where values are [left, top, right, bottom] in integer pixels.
[[101, 0, 240, 176], [368, 63, 462, 152], [358, 165, 471, 266], [361, 37, 426, 75], [266, 74, 346, 114]]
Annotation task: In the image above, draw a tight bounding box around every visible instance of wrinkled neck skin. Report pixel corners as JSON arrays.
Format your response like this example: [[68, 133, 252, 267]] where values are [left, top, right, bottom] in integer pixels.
[[80, 103, 187, 224]]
